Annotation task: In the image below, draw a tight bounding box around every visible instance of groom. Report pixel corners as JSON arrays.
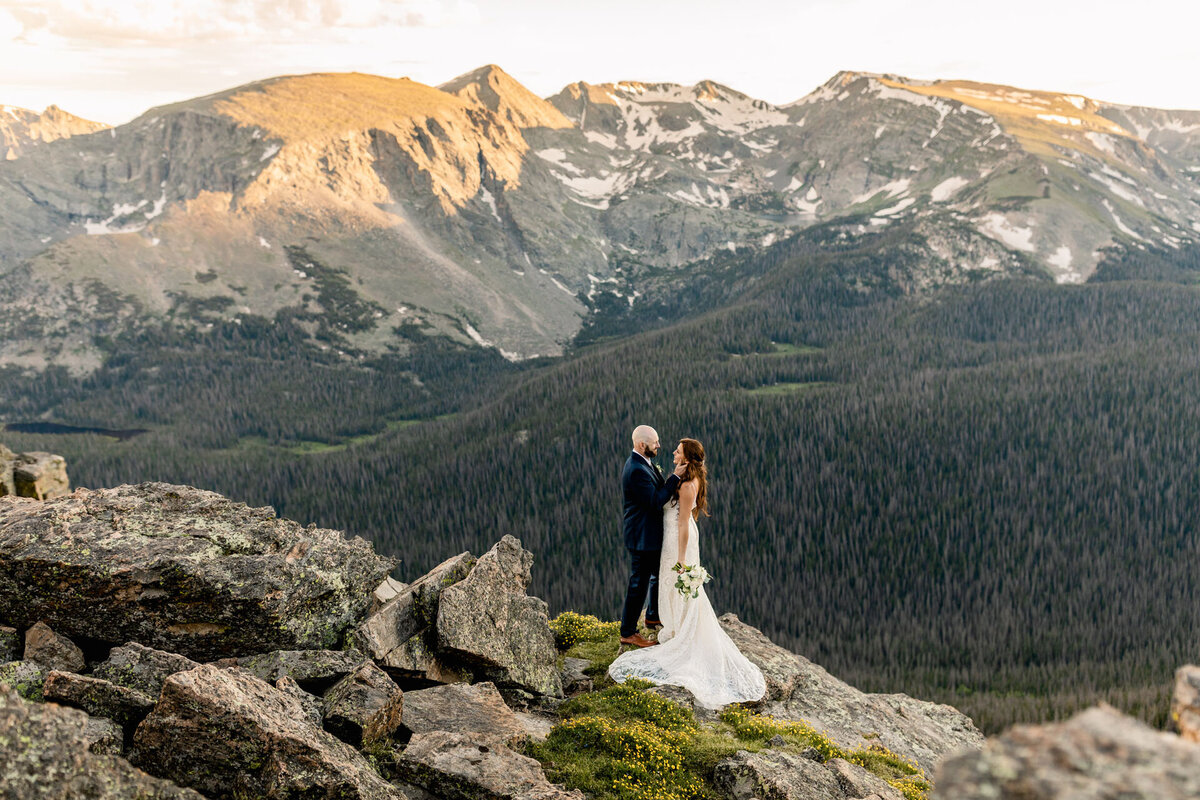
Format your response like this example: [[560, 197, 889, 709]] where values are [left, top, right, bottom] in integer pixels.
[[620, 425, 685, 648]]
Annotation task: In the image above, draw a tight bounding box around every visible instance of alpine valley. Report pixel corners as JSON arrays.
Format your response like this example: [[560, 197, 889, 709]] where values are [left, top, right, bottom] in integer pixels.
[[3, 66, 1200, 736]]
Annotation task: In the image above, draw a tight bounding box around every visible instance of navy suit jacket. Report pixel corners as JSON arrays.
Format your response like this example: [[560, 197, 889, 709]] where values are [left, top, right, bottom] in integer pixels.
[[622, 453, 681, 551]]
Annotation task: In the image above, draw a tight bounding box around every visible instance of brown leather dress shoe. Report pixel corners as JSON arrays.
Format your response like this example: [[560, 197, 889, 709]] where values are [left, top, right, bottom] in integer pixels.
[[619, 633, 658, 648]]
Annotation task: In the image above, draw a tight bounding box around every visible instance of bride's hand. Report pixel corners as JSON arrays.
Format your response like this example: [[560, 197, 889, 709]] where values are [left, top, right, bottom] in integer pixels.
[[673, 562, 686, 573]]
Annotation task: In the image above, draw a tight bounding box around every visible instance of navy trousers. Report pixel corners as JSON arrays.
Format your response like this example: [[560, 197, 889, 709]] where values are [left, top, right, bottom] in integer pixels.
[[620, 548, 660, 637]]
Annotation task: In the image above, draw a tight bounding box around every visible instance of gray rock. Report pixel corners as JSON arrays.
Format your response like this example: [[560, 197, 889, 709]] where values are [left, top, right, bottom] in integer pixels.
[[0, 444, 13, 496], [43, 670, 156, 729], [401, 681, 527, 746], [935, 705, 1200, 799], [0, 660, 48, 701], [513, 710, 555, 742], [12, 452, 70, 500], [353, 551, 475, 669], [371, 576, 409, 613], [82, 715, 125, 755], [236, 648, 368, 692], [0, 685, 203, 799], [396, 731, 583, 800], [0, 483, 394, 660], [92, 642, 201, 697], [1172, 663, 1200, 743], [436, 536, 562, 697], [321, 660, 404, 747], [131, 664, 405, 800], [0, 624, 17, 662], [766, 733, 787, 748], [275, 675, 323, 727], [367, 627, 472, 684], [714, 749, 845, 800], [560, 656, 593, 696], [720, 613, 982, 775], [826, 758, 903, 800], [23, 620, 85, 672]]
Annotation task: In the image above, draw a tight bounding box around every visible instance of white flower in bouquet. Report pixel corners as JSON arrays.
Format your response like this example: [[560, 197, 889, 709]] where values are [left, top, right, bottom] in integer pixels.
[[674, 564, 712, 599]]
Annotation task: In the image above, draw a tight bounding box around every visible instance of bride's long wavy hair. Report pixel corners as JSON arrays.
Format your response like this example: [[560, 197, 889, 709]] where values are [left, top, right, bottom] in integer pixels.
[[677, 437, 710, 521]]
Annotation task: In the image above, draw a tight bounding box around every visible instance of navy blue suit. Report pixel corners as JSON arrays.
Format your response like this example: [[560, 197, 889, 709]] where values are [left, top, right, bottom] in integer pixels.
[[620, 452, 680, 637]]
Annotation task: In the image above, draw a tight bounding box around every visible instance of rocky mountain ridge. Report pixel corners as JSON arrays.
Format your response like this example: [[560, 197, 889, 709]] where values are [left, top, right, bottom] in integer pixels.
[[2, 66, 1199, 371], [3, 479, 1199, 798], [0, 104, 109, 161]]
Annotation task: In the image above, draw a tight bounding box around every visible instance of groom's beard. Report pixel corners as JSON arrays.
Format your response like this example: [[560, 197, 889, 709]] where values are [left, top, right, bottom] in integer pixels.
[[644, 446, 658, 458]]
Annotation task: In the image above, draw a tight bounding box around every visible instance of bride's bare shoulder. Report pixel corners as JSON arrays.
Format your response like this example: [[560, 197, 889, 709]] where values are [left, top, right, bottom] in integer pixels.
[[678, 479, 699, 497]]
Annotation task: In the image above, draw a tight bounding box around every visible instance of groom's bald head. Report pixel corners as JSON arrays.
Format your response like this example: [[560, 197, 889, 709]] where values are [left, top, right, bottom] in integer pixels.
[[632, 425, 660, 457]]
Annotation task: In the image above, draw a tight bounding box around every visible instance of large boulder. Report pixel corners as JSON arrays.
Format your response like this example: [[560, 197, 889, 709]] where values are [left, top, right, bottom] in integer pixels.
[[934, 705, 1200, 799], [436, 536, 562, 697], [321, 660, 404, 747], [23, 621, 85, 672], [131, 664, 405, 800], [400, 681, 527, 746], [43, 670, 156, 729], [352, 551, 475, 676], [92, 642, 201, 696], [720, 614, 982, 775], [0, 685, 203, 799], [1172, 664, 1200, 742], [0, 483, 394, 659], [713, 749, 844, 800], [12, 452, 69, 500], [396, 731, 582, 800]]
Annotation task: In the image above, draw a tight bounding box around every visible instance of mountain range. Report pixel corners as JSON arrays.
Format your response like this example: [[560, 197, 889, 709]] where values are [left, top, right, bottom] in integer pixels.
[[2, 66, 1199, 372]]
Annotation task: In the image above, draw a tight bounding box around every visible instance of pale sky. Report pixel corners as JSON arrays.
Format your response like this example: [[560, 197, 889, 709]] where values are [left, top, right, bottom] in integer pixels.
[[2, 0, 1198, 125]]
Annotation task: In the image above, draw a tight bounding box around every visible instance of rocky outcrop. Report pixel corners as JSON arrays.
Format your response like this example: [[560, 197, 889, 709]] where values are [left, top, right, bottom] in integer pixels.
[[276, 675, 323, 726], [23, 621, 85, 672], [43, 670, 156, 729], [396, 731, 582, 800], [826, 759, 903, 800], [436, 536, 562, 697], [0, 445, 69, 499], [131, 664, 405, 800], [352, 551, 475, 680], [720, 614, 982, 776], [400, 681, 527, 746], [0, 685, 203, 799], [11, 452, 70, 499], [714, 749, 844, 800], [0, 483, 393, 659], [92, 642, 201, 696], [1173, 664, 1200, 742], [934, 704, 1200, 799], [321, 660, 404, 747]]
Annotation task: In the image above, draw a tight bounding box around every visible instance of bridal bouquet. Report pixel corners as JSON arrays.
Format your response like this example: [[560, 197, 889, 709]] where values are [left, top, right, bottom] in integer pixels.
[[674, 564, 712, 599]]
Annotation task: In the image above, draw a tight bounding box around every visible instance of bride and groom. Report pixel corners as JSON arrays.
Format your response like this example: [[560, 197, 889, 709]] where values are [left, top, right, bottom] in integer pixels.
[[608, 425, 766, 708]]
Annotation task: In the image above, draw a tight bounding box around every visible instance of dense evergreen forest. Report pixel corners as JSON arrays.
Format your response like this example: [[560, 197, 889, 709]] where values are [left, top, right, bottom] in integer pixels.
[[3, 224, 1199, 734]]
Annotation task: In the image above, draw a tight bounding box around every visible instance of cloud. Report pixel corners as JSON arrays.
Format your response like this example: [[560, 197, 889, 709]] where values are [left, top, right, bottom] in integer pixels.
[[2, 0, 480, 45]]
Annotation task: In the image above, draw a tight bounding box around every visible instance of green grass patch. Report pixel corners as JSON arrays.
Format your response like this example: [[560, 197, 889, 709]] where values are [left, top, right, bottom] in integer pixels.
[[528, 647, 932, 800]]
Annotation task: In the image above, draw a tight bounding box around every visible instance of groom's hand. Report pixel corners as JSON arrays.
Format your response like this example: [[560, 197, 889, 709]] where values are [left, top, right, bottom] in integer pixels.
[[673, 463, 687, 478]]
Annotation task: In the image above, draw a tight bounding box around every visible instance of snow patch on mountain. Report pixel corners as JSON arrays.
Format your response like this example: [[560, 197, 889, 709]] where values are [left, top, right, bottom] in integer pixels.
[[978, 212, 1036, 252], [930, 176, 970, 202], [853, 179, 910, 205]]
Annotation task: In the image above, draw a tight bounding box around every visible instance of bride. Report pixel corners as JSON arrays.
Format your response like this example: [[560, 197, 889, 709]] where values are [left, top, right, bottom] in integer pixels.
[[608, 438, 766, 708]]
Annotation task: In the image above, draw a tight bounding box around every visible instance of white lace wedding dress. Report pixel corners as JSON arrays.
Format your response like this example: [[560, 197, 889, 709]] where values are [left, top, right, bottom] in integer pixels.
[[608, 503, 766, 708]]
